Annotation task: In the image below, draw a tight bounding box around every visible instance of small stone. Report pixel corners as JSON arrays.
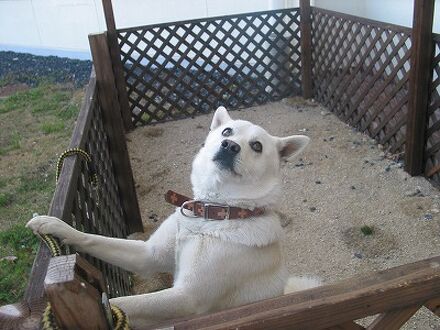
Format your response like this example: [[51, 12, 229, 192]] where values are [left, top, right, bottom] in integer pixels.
[[32, 212, 39, 218], [0, 256, 17, 262], [384, 166, 391, 172], [329, 136, 335, 141], [148, 212, 159, 222], [354, 252, 363, 259], [303, 199, 307, 203], [431, 208, 439, 214], [405, 188, 422, 197], [351, 185, 356, 190], [309, 207, 317, 212], [276, 211, 291, 228], [299, 128, 308, 132], [315, 180, 322, 184], [424, 214, 433, 221]]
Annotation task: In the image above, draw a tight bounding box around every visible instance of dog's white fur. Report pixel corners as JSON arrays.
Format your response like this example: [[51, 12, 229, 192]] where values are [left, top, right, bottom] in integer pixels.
[[27, 107, 318, 328]]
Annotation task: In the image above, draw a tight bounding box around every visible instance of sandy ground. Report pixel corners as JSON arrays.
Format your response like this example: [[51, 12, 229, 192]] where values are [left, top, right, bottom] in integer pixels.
[[126, 98, 440, 329]]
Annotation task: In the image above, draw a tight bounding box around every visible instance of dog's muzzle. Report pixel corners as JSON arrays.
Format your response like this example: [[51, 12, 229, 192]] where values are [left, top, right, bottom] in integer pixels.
[[213, 139, 240, 171]]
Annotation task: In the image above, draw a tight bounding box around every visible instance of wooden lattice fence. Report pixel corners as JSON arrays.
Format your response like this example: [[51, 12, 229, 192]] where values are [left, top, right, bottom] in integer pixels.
[[117, 8, 302, 125], [0, 68, 143, 328], [2, 0, 440, 328], [311, 8, 412, 155], [425, 34, 440, 182]]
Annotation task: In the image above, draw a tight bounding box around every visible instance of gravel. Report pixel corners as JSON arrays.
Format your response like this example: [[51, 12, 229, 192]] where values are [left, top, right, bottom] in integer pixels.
[[127, 98, 440, 329]]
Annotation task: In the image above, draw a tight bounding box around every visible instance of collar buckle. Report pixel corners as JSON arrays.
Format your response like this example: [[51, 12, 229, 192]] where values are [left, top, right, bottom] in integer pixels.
[[204, 203, 230, 220]]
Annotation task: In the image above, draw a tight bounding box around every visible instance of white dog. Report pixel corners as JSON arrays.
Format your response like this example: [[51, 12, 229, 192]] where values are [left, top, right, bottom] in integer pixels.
[[27, 107, 319, 328]]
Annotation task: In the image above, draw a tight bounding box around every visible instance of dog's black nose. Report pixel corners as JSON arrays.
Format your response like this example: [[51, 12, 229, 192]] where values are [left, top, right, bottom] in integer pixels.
[[221, 139, 241, 154]]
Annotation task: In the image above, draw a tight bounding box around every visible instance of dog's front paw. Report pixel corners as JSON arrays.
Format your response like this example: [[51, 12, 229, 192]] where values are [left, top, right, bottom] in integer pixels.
[[26, 215, 81, 244]]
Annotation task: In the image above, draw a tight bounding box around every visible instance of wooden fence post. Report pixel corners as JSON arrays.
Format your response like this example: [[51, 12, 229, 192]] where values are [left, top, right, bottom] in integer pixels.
[[405, 0, 435, 175], [300, 0, 313, 99], [44, 254, 110, 329], [101, 0, 134, 131], [89, 32, 143, 233]]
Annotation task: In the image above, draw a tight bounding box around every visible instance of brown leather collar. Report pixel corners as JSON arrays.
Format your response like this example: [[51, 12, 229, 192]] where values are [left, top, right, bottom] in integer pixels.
[[165, 190, 265, 220]]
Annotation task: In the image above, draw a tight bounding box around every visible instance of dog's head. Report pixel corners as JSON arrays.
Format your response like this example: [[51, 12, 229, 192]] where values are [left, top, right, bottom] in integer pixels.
[[191, 107, 309, 206]]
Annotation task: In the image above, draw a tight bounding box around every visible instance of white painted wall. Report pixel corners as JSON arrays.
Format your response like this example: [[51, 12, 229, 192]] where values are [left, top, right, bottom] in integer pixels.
[[314, 0, 440, 32], [0, 0, 296, 59], [1, 0, 439, 59], [312, 0, 365, 16]]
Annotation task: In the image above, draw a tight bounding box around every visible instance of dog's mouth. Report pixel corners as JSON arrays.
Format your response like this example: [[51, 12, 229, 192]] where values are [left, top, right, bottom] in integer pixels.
[[212, 150, 241, 176]]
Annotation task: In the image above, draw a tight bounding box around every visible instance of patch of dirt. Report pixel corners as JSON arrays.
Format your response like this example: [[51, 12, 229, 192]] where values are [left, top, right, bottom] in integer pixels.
[[0, 83, 29, 98], [142, 126, 164, 138], [126, 99, 440, 329], [342, 226, 398, 259]]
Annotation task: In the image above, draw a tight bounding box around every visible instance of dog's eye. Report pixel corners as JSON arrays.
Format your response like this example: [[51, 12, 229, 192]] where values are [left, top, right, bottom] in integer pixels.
[[250, 141, 263, 153], [222, 127, 233, 137]]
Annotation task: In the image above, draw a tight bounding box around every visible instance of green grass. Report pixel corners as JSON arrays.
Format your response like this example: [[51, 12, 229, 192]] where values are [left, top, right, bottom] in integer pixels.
[[0, 132, 21, 155], [360, 225, 374, 236], [0, 84, 71, 115], [0, 193, 13, 207], [41, 121, 65, 134], [17, 171, 53, 194], [0, 82, 83, 304], [0, 224, 39, 304]]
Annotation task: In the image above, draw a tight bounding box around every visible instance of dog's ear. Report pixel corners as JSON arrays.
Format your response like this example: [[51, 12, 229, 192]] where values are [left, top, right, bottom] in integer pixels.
[[277, 135, 310, 160], [210, 106, 231, 130]]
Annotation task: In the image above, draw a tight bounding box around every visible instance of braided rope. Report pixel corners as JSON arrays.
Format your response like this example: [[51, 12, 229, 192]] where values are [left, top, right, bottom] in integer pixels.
[[56, 148, 99, 204], [39, 148, 129, 329]]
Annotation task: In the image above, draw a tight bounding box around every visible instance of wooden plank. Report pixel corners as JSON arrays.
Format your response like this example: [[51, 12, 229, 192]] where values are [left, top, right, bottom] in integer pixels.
[[89, 32, 143, 233], [117, 7, 300, 34], [44, 254, 110, 329], [404, 0, 435, 175], [366, 304, 420, 330], [426, 163, 440, 177], [300, 0, 312, 99], [425, 297, 440, 316], [101, 0, 133, 131], [167, 255, 440, 330], [326, 321, 365, 330]]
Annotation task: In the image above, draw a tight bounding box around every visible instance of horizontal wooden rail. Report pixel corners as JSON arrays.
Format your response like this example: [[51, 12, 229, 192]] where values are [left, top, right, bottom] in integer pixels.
[[158, 256, 440, 330]]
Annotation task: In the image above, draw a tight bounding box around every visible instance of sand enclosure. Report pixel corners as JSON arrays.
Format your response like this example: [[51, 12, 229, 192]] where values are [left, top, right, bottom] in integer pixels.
[[126, 98, 440, 328]]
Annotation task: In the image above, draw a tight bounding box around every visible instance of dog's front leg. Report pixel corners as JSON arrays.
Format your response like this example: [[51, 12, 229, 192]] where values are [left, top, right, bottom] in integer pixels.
[[26, 214, 178, 276], [110, 287, 198, 328]]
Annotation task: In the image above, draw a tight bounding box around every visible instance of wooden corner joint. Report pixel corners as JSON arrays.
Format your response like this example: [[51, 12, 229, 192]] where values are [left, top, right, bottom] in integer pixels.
[[44, 254, 110, 330]]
